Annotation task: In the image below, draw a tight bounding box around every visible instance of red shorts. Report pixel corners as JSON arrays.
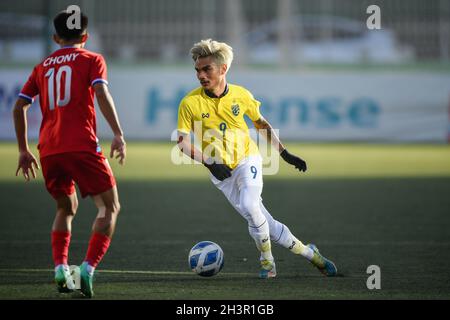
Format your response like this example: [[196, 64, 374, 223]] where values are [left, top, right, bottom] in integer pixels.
[[41, 152, 116, 199]]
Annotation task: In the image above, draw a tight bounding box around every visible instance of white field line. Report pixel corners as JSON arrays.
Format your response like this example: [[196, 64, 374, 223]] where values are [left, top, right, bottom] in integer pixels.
[[0, 268, 254, 276], [1, 240, 450, 246]]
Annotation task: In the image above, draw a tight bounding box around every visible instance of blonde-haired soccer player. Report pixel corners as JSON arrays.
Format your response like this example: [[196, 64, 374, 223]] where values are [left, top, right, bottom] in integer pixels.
[[177, 39, 337, 278]]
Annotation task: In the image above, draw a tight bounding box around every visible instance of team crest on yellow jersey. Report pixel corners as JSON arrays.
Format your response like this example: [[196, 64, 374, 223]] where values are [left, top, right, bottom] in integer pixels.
[[231, 104, 240, 116]]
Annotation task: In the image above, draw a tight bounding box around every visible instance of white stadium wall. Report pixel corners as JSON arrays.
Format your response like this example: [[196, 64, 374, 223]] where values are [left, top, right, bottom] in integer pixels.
[[0, 68, 449, 142]]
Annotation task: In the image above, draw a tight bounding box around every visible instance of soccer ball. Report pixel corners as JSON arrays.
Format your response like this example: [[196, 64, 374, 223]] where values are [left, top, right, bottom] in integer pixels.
[[188, 241, 224, 277], [69, 265, 81, 290]]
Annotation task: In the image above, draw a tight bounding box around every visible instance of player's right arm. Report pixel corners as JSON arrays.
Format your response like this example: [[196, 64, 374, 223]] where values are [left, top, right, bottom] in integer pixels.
[[177, 133, 204, 164], [12, 97, 39, 181], [94, 82, 126, 165], [177, 101, 231, 181], [177, 133, 231, 181]]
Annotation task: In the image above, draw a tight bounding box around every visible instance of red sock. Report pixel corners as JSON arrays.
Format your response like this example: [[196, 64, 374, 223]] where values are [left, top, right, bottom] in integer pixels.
[[51, 231, 71, 266], [84, 233, 111, 268]]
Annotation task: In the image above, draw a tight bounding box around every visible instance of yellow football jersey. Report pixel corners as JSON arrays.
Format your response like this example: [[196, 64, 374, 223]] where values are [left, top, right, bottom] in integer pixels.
[[177, 84, 262, 169]]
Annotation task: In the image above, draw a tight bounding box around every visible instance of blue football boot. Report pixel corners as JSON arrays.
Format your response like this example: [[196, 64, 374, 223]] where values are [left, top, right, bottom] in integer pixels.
[[307, 244, 337, 277]]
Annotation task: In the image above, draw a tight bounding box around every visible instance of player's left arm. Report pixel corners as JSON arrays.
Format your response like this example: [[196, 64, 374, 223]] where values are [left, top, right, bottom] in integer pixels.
[[12, 97, 40, 180], [94, 83, 126, 165], [253, 116, 307, 172]]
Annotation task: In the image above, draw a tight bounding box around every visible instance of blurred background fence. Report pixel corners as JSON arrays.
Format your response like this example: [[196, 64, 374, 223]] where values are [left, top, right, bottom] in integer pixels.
[[0, 0, 449, 143], [1, 0, 449, 66]]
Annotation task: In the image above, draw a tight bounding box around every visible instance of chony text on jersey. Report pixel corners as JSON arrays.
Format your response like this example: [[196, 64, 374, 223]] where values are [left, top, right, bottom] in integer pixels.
[[43, 53, 80, 67]]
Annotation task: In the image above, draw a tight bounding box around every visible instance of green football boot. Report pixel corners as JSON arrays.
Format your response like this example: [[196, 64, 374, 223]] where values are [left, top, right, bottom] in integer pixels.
[[80, 262, 94, 298], [55, 265, 75, 293], [307, 244, 338, 277]]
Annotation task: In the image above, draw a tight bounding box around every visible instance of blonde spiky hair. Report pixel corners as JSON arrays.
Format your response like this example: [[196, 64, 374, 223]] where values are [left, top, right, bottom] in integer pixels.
[[190, 39, 234, 70]]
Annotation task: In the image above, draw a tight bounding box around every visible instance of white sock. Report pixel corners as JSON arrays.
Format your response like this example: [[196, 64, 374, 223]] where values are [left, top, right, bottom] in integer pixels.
[[83, 261, 95, 275], [258, 238, 274, 262], [55, 264, 69, 272], [249, 221, 274, 262], [290, 237, 314, 260], [276, 226, 314, 260]]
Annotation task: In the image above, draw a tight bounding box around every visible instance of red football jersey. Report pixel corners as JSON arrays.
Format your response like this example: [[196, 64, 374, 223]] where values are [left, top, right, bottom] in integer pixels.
[[19, 47, 108, 158]]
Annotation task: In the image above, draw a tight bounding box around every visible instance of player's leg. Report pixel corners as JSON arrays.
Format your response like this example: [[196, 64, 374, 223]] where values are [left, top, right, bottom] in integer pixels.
[[211, 156, 275, 278], [70, 152, 118, 297], [259, 202, 337, 276], [90, 186, 120, 237], [52, 193, 78, 292], [41, 154, 78, 292], [239, 185, 276, 279], [52, 193, 78, 268], [237, 155, 277, 278], [210, 161, 275, 278], [79, 186, 120, 297], [52, 192, 78, 232], [259, 202, 313, 258]]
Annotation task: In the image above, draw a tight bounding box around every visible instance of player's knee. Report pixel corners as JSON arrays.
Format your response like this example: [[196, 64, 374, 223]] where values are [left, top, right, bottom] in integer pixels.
[[105, 199, 121, 216], [94, 206, 118, 234], [57, 198, 78, 216], [240, 197, 260, 217], [242, 202, 266, 229], [98, 201, 120, 223], [72, 197, 79, 213], [57, 207, 76, 217], [247, 214, 267, 230]]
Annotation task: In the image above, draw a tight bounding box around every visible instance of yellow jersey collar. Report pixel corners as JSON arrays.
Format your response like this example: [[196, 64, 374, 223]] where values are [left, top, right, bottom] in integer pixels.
[[204, 84, 229, 99]]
